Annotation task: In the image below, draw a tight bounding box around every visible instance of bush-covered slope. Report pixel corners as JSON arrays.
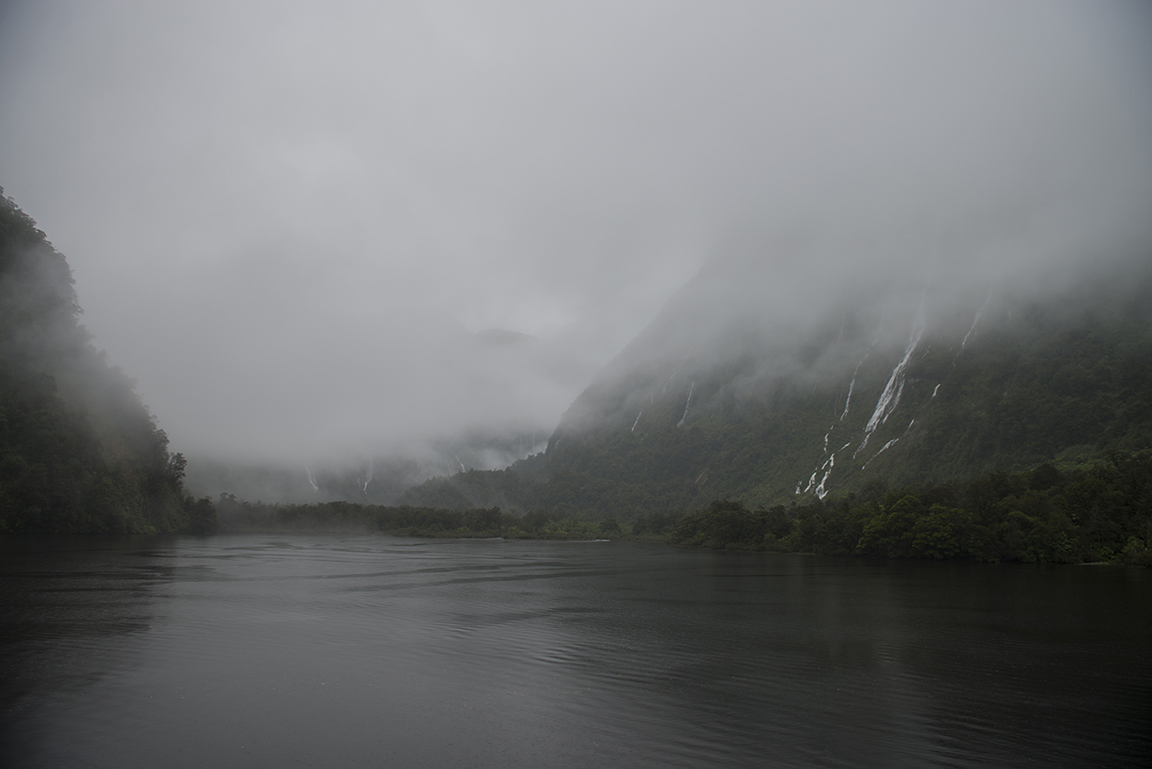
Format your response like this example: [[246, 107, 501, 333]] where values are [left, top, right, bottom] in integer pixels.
[[0, 190, 214, 533], [399, 257, 1152, 518]]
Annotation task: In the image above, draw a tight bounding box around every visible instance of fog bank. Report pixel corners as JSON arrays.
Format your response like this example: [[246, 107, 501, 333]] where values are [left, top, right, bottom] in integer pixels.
[[0, 1, 1149, 465]]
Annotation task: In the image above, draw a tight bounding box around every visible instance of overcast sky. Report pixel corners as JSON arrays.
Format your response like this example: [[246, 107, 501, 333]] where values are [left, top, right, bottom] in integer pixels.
[[1, 1, 1150, 464]]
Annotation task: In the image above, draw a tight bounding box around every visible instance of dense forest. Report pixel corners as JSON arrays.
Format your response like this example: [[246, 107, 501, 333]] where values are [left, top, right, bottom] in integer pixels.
[[214, 494, 615, 539], [0, 191, 214, 533], [211, 453, 1150, 565], [666, 452, 1151, 565]]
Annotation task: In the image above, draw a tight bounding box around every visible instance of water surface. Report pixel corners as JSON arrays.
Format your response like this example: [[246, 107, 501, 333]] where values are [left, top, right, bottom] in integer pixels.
[[2, 536, 1148, 767]]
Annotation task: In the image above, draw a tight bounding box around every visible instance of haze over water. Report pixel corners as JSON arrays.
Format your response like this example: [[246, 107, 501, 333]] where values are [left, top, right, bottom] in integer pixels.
[[3, 536, 1148, 768], [2, 2, 1150, 470]]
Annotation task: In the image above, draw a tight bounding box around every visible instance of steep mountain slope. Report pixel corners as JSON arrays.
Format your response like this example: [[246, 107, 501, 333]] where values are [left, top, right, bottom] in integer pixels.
[[399, 250, 1152, 517], [0, 191, 213, 533]]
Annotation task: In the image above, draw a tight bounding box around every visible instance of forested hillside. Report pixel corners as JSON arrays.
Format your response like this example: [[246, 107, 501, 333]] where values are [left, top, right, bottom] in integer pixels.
[[398, 254, 1152, 518], [0, 190, 214, 533], [667, 453, 1152, 565]]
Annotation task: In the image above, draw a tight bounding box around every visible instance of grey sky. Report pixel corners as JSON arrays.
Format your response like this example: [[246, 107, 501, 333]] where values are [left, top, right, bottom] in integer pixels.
[[1, 1, 1149, 464]]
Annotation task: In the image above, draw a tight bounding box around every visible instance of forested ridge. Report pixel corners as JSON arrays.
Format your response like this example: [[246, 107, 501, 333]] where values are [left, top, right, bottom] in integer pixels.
[[0, 191, 214, 533]]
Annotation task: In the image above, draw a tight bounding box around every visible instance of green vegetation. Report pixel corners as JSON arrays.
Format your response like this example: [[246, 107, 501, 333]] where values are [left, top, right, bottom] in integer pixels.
[[0, 190, 214, 534], [215, 454, 1151, 565], [215, 494, 614, 539], [3, 181, 1147, 560], [376, 264, 1152, 567], [669, 452, 1152, 565], [398, 265, 1152, 520]]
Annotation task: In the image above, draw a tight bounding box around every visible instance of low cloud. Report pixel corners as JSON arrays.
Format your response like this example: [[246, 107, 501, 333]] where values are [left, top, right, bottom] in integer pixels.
[[0, 0, 1148, 465]]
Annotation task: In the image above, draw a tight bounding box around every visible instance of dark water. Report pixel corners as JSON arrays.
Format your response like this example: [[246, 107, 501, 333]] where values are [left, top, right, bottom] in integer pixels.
[[1, 536, 1149, 768]]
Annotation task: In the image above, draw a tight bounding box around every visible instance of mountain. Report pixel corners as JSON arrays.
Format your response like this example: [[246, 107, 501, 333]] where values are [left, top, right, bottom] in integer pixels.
[[183, 427, 548, 506], [0, 191, 214, 533], [398, 249, 1152, 517], [180, 323, 574, 506]]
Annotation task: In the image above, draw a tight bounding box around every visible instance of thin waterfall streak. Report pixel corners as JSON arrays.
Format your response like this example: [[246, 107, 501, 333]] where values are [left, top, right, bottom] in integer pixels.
[[676, 381, 695, 427], [854, 309, 924, 458], [962, 291, 993, 348]]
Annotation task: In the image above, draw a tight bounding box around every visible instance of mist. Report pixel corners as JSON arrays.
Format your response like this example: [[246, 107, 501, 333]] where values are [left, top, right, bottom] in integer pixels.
[[1, 0, 1149, 472]]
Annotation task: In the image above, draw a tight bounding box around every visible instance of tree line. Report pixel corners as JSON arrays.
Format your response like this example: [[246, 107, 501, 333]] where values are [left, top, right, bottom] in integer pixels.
[[667, 452, 1151, 565], [211, 453, 1151, 566], [214, 494, 618, 539]]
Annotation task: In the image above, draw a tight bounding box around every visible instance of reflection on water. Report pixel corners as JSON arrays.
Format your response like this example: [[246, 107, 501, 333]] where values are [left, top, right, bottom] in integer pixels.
[[1, 536, 1149, 768]]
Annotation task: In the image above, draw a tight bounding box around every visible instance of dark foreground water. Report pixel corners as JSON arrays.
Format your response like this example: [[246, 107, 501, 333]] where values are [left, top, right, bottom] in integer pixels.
[[1, 536, 1149, 768]]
